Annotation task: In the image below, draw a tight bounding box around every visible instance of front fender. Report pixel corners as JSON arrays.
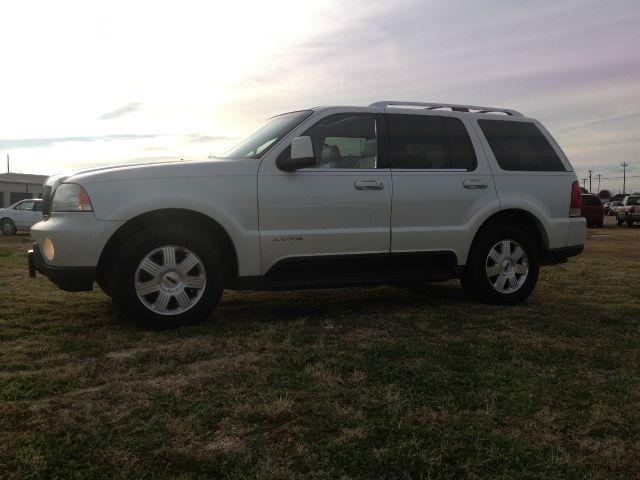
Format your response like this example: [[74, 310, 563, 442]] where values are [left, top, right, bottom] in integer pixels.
[[83, 175, 260, 276]]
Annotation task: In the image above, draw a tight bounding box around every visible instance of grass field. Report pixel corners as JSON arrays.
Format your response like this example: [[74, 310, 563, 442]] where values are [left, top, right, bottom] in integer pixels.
[[1, 217, 639, 479]]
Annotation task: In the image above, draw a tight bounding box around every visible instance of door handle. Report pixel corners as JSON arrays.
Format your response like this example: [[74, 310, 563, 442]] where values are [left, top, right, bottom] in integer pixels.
[[463, 180, 488, 190], [354, 180, 384, 190]]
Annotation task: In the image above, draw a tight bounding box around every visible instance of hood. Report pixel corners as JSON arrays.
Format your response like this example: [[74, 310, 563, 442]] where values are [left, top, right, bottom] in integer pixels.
[[47, 157, 258, 187], [44, 159, 184, 188]]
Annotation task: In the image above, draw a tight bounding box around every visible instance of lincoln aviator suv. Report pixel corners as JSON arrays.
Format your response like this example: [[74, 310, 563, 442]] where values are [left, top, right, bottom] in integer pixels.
[[29, 101, 586, 327]]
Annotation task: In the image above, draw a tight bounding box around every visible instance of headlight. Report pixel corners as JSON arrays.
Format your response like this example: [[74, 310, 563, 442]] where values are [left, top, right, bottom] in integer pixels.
[[51, 183, 93, 212]]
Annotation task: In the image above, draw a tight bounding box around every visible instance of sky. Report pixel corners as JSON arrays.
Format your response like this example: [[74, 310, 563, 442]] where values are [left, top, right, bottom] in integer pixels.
[[1, 0, 639, 193]]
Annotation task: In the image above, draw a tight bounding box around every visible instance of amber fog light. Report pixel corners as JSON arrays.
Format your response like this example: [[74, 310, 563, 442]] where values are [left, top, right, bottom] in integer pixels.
[[43, 237, 55, 261]]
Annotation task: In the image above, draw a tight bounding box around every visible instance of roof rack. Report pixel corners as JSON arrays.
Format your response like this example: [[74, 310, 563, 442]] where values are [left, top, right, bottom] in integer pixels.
[[369, 101, 524, 117]]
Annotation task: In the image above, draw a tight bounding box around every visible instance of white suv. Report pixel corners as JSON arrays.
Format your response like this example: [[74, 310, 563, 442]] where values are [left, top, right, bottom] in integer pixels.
[[28, 101, 586, 327]]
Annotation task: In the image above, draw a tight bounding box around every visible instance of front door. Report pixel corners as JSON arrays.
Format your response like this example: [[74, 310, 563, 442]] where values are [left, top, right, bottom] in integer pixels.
[[258, 112, 391, 277]]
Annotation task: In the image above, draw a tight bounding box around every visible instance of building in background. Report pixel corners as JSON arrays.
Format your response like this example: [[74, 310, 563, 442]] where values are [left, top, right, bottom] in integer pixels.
[[0, 173, 48, 208]]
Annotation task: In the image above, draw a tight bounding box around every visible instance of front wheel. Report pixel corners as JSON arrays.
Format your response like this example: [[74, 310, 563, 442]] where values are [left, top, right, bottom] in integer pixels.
[[617, 215, 624, 225], [461, 226, 539, 305], [627, 215, 634, 227], [110, 225, 224, 328], [1, 219, 17, 235]]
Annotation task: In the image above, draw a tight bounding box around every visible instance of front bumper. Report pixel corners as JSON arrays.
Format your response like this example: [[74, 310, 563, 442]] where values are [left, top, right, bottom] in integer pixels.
[[28, 242, 95, 292]]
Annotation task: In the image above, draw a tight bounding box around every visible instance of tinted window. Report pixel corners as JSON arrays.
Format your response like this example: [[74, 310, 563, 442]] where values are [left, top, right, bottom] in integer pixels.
[[299, 114, 378, 169], [33, 201, 43, 212], [478, 120, 565, 171], [387, 114, 476, 170], [581, 195, 601, 205], [628, 196, 640, 206]]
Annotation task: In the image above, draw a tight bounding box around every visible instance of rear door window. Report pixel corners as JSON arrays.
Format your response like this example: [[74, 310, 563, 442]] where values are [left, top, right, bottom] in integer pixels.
[[387, 114, 476, 170], [478, 120, 566, 172]]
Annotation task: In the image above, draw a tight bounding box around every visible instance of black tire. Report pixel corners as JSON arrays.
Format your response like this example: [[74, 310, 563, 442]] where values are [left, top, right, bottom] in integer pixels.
[[627, 215, 633, 227], [461, 225, 539, 305], [1, 219, 17, 236], [109, 225, 224, 328], [617, 215, 624, 226], [95, 273, 111, 297]]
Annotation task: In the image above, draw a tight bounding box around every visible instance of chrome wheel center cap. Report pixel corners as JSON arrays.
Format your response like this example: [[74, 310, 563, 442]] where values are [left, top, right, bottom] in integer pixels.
[[501, 259, 513, 273], [161, 271, 182, 292]]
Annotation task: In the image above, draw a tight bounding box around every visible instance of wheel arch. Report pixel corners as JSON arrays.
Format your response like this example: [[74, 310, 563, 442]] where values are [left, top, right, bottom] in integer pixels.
[[468, 209, 548, 263], [96, 208, 239, 290]]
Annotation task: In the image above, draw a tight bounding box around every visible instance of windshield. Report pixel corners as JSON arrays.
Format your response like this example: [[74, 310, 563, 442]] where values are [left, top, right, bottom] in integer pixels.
[[221, 110, 313, 159]]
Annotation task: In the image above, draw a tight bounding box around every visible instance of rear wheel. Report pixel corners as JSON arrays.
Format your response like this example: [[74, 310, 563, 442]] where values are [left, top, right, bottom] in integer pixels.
[[1, 219, 17, 235], [110, 225, 224, 328], [461, 226, 539, 305]]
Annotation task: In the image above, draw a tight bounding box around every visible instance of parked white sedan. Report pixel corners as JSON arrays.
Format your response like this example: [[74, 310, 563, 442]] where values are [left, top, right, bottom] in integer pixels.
[[0, 199, 43, 235]]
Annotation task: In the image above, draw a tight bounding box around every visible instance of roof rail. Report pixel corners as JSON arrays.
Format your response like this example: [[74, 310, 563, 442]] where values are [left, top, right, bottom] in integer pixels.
[[369, 101, 524, 117]]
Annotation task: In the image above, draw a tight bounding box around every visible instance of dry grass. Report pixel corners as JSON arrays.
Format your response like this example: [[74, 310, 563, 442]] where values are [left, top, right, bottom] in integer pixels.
[[1, 217, 639, 479]]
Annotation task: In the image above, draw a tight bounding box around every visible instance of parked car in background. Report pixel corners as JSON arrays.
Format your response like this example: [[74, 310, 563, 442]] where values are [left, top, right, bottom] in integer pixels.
[[581, 194, 604, 227], [616, 195, 640, 227], [606, 200, 622, 216], [0, 199, 43, 235]]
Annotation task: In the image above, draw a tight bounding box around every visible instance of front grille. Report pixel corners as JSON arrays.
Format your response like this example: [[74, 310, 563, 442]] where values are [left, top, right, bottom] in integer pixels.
[[42, 185, 52, 216]]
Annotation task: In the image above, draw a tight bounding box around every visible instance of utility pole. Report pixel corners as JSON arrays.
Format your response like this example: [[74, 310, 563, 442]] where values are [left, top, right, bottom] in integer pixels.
[[597, 174, 601, 194], [621, 162, 629, 194], [6, 154, 8, 174], [582, 178, 587, 189], [588, 170, 593, 193]]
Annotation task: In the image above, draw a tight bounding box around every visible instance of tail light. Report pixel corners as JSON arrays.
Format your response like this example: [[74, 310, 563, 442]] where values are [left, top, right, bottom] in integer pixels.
[[570, 181, 581, 217], [629, 207, 636, 213]]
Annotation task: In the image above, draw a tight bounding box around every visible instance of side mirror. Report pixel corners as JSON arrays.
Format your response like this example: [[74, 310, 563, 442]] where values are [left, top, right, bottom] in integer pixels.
[[277, 136, 315, 171]]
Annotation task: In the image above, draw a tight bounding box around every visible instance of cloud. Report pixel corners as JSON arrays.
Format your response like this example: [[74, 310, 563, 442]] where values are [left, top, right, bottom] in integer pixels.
[[0, 134, 157, 149], [188, 135, 237, 144], [97, 102, 143, 120]]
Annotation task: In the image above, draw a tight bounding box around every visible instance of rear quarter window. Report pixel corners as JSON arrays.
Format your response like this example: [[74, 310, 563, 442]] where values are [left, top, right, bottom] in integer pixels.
[[478, 120, 566, 172], [581, 195, 601, 206]]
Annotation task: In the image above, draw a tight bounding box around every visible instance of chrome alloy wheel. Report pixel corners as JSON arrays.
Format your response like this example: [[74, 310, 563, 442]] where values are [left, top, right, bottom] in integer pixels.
[[134, 245, 207, 316], [484, 239, 529, 294]]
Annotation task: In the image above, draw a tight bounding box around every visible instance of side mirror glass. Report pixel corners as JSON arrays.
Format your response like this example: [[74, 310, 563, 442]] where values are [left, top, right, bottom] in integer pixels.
[[277, 136, 315, 171]]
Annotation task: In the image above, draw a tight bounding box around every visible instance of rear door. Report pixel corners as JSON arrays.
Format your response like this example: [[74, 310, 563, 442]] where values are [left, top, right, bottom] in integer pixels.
[[387, 112, 499, 265]]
